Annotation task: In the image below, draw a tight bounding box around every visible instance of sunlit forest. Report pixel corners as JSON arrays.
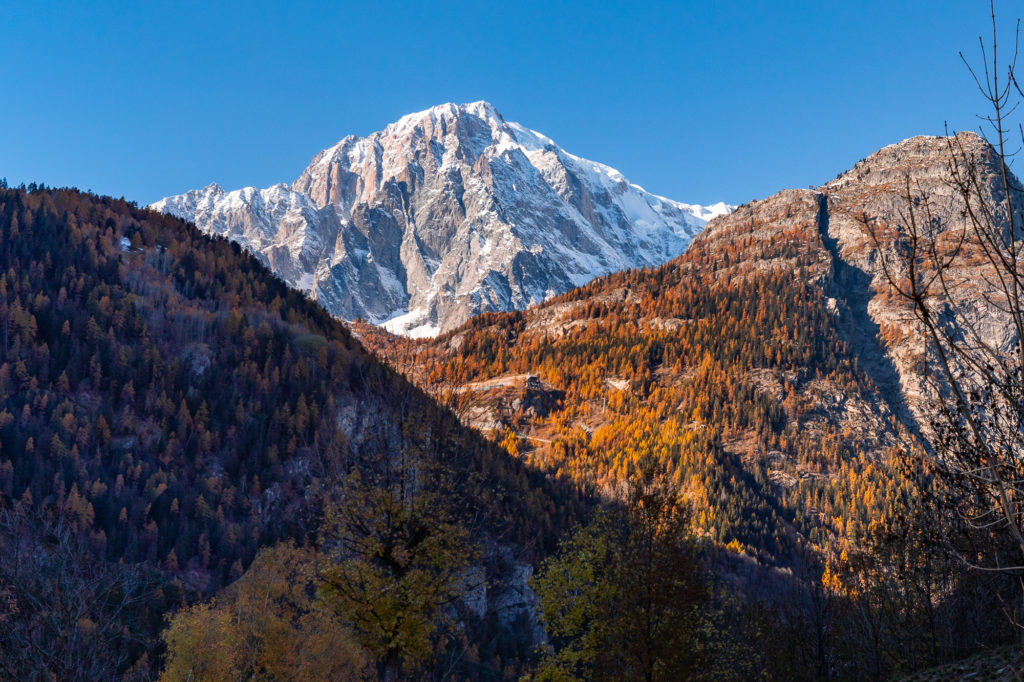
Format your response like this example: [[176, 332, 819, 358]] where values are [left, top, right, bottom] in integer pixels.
[[355, 184, 1024, 678]]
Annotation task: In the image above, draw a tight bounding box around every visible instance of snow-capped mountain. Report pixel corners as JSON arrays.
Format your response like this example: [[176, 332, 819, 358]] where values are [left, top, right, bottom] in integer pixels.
[[151, 101, 732, 336]]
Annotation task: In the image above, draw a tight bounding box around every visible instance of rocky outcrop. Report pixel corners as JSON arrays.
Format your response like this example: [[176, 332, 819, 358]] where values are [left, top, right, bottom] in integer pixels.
[[692, 132, 1020, 433], [151, 101, 731, 336]]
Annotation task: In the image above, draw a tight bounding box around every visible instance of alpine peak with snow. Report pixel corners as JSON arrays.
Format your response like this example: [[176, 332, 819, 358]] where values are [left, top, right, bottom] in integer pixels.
[[151, 101, 733, 336]]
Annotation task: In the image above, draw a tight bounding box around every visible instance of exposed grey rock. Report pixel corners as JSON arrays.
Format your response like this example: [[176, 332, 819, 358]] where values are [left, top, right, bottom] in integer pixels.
[[693, 132, 1020, 438]]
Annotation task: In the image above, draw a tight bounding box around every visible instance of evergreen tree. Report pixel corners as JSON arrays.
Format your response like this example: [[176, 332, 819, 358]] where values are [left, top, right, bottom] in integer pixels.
[[532, 465, 707, 681]]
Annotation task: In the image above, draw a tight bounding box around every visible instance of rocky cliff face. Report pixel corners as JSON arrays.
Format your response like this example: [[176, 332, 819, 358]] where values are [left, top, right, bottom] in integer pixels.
[[151, 101, 730, 336], [691, 132, 1018, 431]]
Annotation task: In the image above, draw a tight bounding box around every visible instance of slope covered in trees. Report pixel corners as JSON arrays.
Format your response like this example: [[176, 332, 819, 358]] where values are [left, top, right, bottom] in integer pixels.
[[4, 131, 1022, 680], [354, 136, 1024, 678], [358, 189, 899, 562], [359, 134, 1013, 565], [0, 185, 582, 678]]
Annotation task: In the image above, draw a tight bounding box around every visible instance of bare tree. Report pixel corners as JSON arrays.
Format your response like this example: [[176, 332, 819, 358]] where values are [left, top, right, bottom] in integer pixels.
[[0, 507, 154, 681], [865, 1, 1024, 626]]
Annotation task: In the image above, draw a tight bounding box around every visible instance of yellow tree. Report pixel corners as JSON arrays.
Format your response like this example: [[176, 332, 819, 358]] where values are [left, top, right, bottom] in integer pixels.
[[161, 543, 370, 681], [319, 451, 479, 682]]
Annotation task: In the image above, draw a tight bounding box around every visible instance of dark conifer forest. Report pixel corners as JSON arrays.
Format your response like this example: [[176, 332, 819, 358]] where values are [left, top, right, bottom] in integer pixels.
[[0, 186, 584, 679]]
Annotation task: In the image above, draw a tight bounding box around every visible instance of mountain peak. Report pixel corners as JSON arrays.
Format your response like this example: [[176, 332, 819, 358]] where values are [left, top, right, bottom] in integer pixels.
[[152, 103, 732, 336], [824, 132, 996, 193], [395, 100, 505, 125], [383, 101, 507, 138]]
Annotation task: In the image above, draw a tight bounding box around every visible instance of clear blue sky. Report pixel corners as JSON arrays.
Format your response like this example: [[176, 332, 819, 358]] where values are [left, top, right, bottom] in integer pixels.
[[0, 1, 1009, 206]]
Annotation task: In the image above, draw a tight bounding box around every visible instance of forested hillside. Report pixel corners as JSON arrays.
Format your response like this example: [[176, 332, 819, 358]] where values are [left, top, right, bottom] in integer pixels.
[[355, 135, 1024, 678], [359, 134, 1010, 564], [358, 191, 900, 563], [3, 132, 1022, 681], [0, 185, 582, 678]]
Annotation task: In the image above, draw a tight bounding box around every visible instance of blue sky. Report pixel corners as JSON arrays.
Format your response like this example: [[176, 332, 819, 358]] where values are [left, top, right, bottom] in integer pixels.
[[0, 1, 1008, 206]]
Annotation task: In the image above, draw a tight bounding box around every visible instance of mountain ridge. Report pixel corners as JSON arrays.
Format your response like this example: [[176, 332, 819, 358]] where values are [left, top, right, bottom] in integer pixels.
[[354, 131, 1012, 560]]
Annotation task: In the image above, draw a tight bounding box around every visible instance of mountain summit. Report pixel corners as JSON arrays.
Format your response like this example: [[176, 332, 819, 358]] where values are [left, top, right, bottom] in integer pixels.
[[151, 102, 731, 336]]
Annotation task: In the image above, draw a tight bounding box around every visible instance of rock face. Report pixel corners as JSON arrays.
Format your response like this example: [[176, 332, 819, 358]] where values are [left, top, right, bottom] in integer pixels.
[[151, 101, 731, 336], [692, 132, 1019, 430]]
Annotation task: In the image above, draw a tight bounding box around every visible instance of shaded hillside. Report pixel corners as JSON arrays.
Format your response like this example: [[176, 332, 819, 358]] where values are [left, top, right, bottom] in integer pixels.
[[0, 185, 582, 676]]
